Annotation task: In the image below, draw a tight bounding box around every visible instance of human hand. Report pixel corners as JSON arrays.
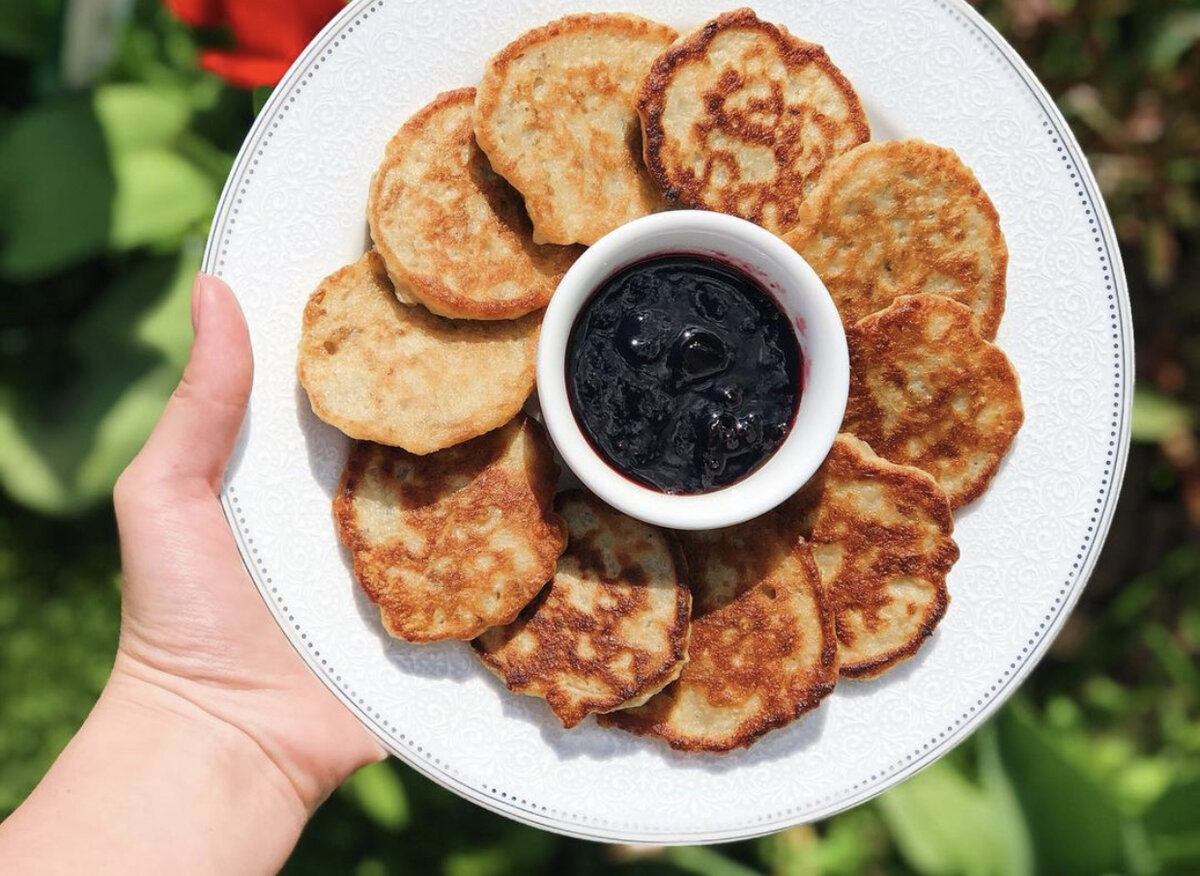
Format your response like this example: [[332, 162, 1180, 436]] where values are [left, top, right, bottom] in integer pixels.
[[110, 273, 385, 812], [0, 275, 385, 875]]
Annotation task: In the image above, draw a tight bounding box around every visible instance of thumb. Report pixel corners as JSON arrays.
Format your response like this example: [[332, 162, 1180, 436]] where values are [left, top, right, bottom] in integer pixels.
[[129, 273, 253, 497]]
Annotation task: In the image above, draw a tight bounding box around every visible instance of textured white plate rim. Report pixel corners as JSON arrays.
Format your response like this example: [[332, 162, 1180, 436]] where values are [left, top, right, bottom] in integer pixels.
[[202, 0, 1133, 845]]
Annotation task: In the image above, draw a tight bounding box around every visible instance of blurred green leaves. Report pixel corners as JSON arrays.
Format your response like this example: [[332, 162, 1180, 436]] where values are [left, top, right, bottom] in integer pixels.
[[98, 83, 216, 252], [443, 828, 556, 876], [878, 728, 1032, 876], [757, 811, 885, 876], [252, 84, 273, 116], [110, 146, 213, 249], [998, 704, 1145, 875], [0, 1, 1196, 875], [1145, 773, 1200, 869], [340, 761, 410, 832], [1149, 11, 1200, 72], [0, 99, 114, 279], [0, 248, 196, 514], [0, 82, 214, 280], [666, 847, 764, 876], [0, 0, 62, 61], [0, 33, 223, 515], [864, 703, 1200, 876], [94, 82, 190, 153], [1132, 389, 1194, 443], [0, 499, 119, 813]]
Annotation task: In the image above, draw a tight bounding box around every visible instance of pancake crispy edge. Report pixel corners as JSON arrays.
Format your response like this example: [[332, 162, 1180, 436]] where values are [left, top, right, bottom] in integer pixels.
[[333, 414, 567, 643], [601, 511, 837, 751], [474, 491, 692, 729], [369, 88, 582, 320], [784, 139, 1009, 339], [843, 293, 1025, 508], [786, 434, 958, 679], [297, 251, 540, 455], [473, 13, 678, 246], [638, 7, 870, 234]]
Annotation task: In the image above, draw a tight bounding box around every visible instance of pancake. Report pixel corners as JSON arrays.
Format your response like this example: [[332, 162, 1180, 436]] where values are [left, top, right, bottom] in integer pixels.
[[474, 491, 691, 729], [843, 293, 1024, 508], [601, 511, 836, 751], [784, 139, 1008, 338], [369, 88, 582, 320], [297, 252, 539, 455], [333, 415, 566, 643], [638, 8, 869, 234], [473, 13, 677, 245], [786, 435, 957, 678]]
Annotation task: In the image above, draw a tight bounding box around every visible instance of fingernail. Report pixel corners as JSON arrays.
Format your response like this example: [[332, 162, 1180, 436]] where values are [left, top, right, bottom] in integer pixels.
[[192, 272, 225, 335], [191, 273, 205, 333]]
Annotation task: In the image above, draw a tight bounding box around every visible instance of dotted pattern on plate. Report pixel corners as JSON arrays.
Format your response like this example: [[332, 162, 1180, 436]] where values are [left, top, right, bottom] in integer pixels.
[[206, 0, 1130, 844]]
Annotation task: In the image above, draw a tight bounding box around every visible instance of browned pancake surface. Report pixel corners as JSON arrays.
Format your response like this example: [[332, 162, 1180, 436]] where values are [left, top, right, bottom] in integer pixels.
[[844, 294, 1024, 508], [369, 88, 581, 320], [787, 435, 958, 678], [474, 13, 677, 245], [296, 252, 540, 455], [601, 511, 836, 751], [474, 492, 691, 728], [638, 8, 869, 233], [785, 139, 1008, 338], [334, 415, 566, 642]]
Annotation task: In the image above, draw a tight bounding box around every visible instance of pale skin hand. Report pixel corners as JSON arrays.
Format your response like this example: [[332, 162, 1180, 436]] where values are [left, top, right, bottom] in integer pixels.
[[0, 275, 385, 876]]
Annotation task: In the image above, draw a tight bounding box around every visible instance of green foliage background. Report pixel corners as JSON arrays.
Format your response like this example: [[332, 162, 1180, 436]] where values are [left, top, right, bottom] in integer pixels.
[[1, 1, 1197, 873]]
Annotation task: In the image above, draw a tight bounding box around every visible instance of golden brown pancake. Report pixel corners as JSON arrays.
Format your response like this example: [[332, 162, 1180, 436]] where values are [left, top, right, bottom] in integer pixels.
[[369, 88, 581, 320], [638, 8, 869, 234], [786, 435, 958, 678], [601, 511, 837, 751], [785, 139, 1008, 338], [333, 415, 566, 643], [473, 13, 677, 245], [843, 293, 1024, 508], [297, 252, 540, 455], [474, 491, 691, 728]]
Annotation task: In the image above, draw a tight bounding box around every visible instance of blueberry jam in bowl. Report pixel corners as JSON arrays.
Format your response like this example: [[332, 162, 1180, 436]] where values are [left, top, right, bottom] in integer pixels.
[[537, 211, 848, 531]]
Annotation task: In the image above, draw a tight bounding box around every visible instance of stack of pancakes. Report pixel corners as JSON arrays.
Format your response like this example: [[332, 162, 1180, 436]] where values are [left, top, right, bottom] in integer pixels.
[[297, 8, 1023, 752]]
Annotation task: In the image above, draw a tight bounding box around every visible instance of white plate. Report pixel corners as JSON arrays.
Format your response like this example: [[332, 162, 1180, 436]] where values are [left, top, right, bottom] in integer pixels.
[[204, 0, 1132, 845]]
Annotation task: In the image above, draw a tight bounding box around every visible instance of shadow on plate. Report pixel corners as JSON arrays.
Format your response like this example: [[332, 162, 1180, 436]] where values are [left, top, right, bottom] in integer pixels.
[[313, 376, 838, 764], [861, 98, 908, 142], [475, 650, 832, 770], [952, 428, 1025, 528], [224, 405, 253, 487], [832, 627, 941, 699], [297, 380, 349, 499], [342, 545, 481, 683], [639, 697, 831, 773]]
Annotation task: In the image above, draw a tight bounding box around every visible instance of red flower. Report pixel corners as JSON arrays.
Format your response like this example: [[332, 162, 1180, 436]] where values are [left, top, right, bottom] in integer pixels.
[[165, 0, 346, 88]]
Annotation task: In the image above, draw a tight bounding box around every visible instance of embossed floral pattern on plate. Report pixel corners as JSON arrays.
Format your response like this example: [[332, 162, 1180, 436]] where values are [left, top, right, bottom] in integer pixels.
[[204, 0, 1132, 844]]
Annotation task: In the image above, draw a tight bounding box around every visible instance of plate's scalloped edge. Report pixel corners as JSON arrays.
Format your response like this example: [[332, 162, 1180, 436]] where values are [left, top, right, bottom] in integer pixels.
[[203, 0, 1133, 845]]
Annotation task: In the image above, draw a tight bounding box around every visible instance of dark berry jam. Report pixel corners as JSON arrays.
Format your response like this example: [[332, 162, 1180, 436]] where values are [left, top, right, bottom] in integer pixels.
[[567, 254, 801, 494]]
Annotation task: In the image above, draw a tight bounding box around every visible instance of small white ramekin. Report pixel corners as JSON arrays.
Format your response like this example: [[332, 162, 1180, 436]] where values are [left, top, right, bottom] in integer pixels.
[[537, 210, 848, 531]]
